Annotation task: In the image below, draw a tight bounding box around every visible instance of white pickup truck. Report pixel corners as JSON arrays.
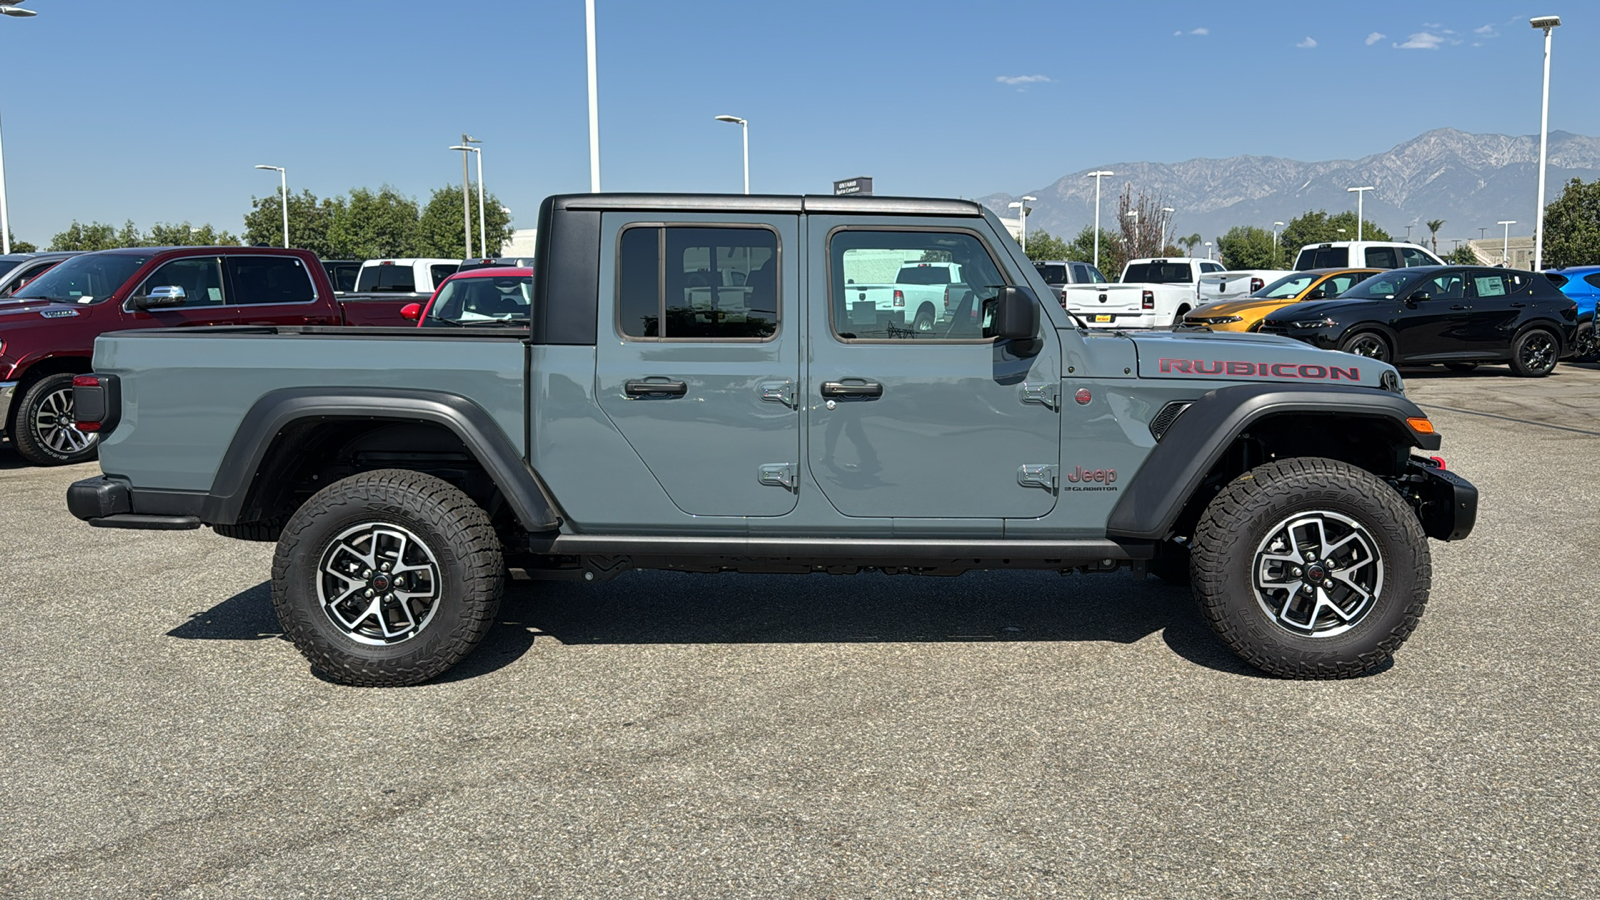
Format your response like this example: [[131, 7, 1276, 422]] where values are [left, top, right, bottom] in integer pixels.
[[1196, 268, 1293, 305], [1061, 257, 1223, 329], [351, 258, 462, 297], [842, 261, 965, 334]]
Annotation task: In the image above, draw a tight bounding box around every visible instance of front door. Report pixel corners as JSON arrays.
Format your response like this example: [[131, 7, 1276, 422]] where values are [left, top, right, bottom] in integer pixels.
[[1392, 269, 1470, 361], [805, 218, 1061, 522], [594, 213, 801, 518]]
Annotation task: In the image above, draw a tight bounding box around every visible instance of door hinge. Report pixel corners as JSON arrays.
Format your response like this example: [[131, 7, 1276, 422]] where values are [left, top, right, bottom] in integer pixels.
[[1021, 381, 1059, 410], [1017, 464, 1059, 491], [760, 380, 797, 409], [758, 462, 797, 490]]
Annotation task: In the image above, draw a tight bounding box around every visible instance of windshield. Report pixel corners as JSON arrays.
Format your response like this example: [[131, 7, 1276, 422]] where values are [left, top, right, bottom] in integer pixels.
[[1336, 269, 1432, 300], [1122, 262, 1193, 284], [424, 274, 532, 326], [1035, 264, 1068, 284], [1254, 273, 1317, 299], [12, 254, 150, 303]]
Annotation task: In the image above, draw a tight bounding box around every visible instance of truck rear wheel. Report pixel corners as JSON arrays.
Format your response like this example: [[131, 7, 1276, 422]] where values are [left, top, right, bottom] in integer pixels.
[[271, 469, 503, 686], [12, 373, 99, 467], [1190, 457, 1430, 679]]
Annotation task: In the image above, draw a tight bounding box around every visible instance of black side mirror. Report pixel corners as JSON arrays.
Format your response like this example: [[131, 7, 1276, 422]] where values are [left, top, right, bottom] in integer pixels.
[[1408, 290, 1431, 304], [1306, 288, 1327, 301], [130, 285, 187, 310], [988, 285, 1040, 343]]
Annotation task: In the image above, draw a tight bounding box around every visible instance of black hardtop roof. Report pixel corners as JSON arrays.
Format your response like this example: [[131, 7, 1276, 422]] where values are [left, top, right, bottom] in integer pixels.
[[546, 192, 986, 217]]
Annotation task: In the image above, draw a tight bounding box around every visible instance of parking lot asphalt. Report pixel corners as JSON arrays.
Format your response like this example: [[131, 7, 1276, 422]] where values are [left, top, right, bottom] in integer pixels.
[[2, 362, 1597, 898]]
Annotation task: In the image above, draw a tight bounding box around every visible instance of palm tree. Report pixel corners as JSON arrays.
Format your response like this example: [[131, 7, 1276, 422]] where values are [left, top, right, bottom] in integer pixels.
[[1426, 219, 1445, 254], [1179, 233, 1202, 256]]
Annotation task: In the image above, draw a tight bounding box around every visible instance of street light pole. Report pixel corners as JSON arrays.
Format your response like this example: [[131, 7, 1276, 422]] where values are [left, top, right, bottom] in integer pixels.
[[254, 165, 288, 248], [585, 0, 600, 192], [1272, 221, 1285, 265], [1203, 241, 1212, 260], [450, 144, 486, 257], [457, 135, 479, 258], [1085, 170, 1113, 270], [1124, 210, 1139, 256], [1160, 206, 1174, 250], [1008, 195, 1036, 250], [713, 115, 749, 194], [1498, 220, 1517, 266], [1531, 15, 1561, 270], [1, 0, 41, 255], [1347, 186, 1374, 241]]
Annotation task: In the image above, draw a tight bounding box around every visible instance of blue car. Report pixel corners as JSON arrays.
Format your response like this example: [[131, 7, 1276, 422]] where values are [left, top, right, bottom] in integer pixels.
[[1546, 267, 1599, 361]]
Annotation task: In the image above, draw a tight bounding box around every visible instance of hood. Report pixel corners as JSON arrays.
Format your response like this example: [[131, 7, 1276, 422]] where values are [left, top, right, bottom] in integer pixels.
[[1189, 297, 1292, 317], [0, 298, 95, 325], [1126, 329, 1398, 391], [1261, 298, 1377, 322]]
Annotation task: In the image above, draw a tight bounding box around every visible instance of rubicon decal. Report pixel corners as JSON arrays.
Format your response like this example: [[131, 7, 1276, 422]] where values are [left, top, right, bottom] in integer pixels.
[[1157, 359, 1360, 381]]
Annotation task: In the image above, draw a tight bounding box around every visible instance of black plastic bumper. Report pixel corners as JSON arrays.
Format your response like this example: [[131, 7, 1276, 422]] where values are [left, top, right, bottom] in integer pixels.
[[67, 476, 201, 530], [1406, 460, 1478, 542]]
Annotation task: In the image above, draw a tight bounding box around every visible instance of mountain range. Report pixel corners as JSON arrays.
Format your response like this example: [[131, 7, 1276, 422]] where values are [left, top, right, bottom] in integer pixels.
[[981, 128, 1600, 250]]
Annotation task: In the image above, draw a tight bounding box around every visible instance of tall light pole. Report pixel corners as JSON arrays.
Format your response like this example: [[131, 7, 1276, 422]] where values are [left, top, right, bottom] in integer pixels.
[[585, 0, 600, 192], [1085, 170, 1113, 269], [1531, 15, 1561, 270], [0, 0, 40, 255], [1272, 221, 1285, 265], [254, 165, 288, 248], [1124, 210, 1139, 256], [1347, 185, 1374, 241], [456, 135, 479, 258], [1498, 220, 1517, 265], [1008, 195, 1036, 250], [713, 115, 749, 194], [450, 143, 487, 258], [1160, 206, 1174, 250], [1203, 241, 1212, 260]]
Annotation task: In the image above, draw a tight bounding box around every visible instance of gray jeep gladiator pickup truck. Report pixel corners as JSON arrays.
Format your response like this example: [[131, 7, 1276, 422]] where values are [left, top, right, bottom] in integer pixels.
[[66, 193, 1477, 686]]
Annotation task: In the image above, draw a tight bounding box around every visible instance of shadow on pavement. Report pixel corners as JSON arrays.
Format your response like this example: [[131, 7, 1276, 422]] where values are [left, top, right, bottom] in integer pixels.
[[166, 570, 1267, 680]]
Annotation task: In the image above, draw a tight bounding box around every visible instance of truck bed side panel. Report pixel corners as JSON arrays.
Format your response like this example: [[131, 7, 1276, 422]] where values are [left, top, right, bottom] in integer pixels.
[[93, 331, 527, 492]]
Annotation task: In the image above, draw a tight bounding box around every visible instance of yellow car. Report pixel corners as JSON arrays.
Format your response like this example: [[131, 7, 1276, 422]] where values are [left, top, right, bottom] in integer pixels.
[[1182, 268, 1381, 332]]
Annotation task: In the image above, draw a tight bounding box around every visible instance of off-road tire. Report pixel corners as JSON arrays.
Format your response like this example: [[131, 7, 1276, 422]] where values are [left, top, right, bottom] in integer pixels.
[[12, 373, 99, 466], [1509, 327, 1559, 377], [1191, 457, 1430, 679], [1339, 331, 1392, 363], [272, 469, 503, 686]]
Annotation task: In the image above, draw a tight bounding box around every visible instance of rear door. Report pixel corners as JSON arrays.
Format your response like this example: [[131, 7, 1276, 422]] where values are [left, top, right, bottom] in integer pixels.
[[221, 254, 339, 325], [594, 213, 801, 518], [805, 217, 1060, 524]]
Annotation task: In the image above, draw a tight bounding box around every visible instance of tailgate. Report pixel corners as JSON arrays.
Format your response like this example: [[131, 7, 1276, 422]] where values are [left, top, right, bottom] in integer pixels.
[[1198, 273, 1260, 303], [1063, 284, 1153, 317]]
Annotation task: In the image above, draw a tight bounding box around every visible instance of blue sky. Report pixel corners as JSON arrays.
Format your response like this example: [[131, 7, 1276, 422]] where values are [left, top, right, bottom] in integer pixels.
[[0, 0, 1592, 245]]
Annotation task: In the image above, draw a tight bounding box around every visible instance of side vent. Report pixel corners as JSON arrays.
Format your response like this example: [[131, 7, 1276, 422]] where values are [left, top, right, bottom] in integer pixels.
[[1149, 401, 1192, 441]]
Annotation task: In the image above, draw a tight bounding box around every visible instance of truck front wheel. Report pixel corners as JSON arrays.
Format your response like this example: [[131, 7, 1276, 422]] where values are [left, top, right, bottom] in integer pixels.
[[12, 373, 99, 466], [271, 469, 504, 686], [1190, 457, 1430, 679]]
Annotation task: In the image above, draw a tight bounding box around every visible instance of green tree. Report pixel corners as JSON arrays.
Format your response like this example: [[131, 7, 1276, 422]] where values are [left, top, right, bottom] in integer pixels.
[[6, 234, 37, 253], [1444, 244, 1481, 265], [1064, 225, 1125, 278], [1425, 218, 1445, 254], [416, 184, 514, 259], [1279, 209, 1391, 258], [244, 189, 346, 257], [1022, 229, 1072, 262], [146, 222, 240, 247], [50, 221, 123, 251], [1542, 177, 1600, 269], [1216, 225, 1281, 269], [327, 186, 420, 259], [1178, 233, 1202, 256]]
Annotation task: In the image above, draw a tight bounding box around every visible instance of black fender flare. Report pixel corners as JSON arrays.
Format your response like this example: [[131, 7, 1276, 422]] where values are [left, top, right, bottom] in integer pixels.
[[203, 387, 561, 532], [1106, 383, 1436, 541]]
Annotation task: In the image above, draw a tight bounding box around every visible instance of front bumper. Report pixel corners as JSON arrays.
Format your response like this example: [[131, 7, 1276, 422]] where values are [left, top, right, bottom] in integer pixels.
[[1400, 458, 1478, 542]]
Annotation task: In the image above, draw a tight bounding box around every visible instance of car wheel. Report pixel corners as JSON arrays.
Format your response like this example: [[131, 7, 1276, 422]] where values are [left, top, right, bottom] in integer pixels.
[[1339, 332, 1391, 363], [1190, 457, 1430, 679], [913, 306, 935, 333], [1509, 328, 1559, 377], [271, 468, 504, 686], [1574, 324, 1598, 362], [1443, 362, 1478, 373], [12, 373, 99, 466], [1171, 306, 1190, 330]]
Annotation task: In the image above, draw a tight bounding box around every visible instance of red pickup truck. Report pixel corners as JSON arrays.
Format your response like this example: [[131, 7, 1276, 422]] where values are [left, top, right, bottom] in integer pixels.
[[0, 246, 414, 466]]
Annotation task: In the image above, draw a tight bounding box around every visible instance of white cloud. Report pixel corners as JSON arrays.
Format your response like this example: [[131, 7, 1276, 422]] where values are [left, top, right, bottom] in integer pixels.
[[1365, 32, 1386, 45], [1474, 24, 1498, 36], [1297, 36, 1318, 49], [1394, 32, 1446, 50], [1174, 27, 1209, 36], [995, 75, 1051, 85]]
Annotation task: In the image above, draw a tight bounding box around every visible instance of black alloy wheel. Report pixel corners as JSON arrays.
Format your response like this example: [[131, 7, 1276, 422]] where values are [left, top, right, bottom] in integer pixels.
[[1510, 328, 1559, 378], [1572, 324, 1597, 363], [1339, 332, 1391, 363]]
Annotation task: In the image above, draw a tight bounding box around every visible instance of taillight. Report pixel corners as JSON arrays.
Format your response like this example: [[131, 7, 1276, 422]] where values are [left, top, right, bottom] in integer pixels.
[[943, 286, 951, 310], [1251, 277, 1265, 293], [893, 289, 904, 308], [72, 373, 120, 434], [1141, 290, 1154, 310]]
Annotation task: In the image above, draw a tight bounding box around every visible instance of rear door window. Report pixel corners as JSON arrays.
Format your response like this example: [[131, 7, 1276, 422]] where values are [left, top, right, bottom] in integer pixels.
[[1364, 247, 1400, 268], [225, 256, 316, 305], [617, 225, 779, 340], [1584, 273, 1600, 291]]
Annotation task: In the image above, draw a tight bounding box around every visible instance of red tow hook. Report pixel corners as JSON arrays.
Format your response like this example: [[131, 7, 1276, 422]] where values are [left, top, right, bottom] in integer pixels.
[[1428, 456, 1447, 470]]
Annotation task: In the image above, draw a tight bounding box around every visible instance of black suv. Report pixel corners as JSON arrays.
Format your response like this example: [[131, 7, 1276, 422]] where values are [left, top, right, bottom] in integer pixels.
[[1257, 266, 1578, 376]]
